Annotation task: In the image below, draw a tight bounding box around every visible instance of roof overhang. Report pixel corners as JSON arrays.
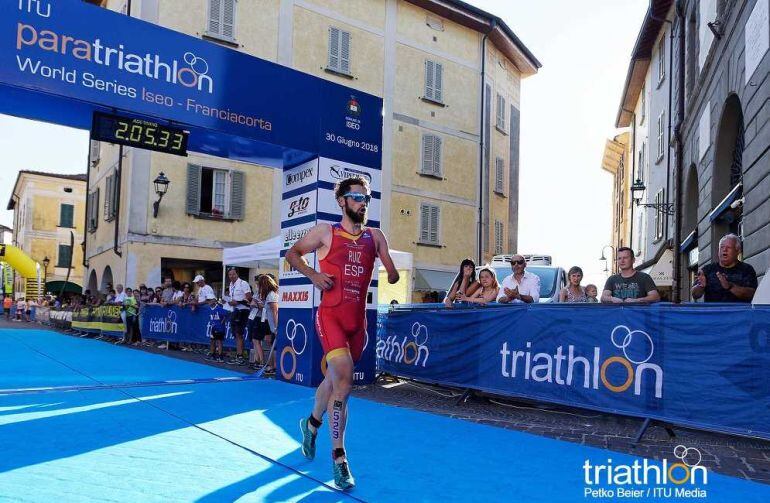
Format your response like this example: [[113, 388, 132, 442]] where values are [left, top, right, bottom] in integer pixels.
[[404, 0, 541, 77], [614, 0, 674, 127]]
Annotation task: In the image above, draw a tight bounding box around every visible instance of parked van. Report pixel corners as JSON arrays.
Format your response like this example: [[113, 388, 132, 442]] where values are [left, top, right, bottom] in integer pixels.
[[479, 255, 567, 303]]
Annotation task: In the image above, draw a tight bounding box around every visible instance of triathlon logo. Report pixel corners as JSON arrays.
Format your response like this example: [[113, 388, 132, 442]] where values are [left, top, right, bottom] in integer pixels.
[[280, 319, 308, 381], [583, 445, 708, 499], [376, 321, 430, 367], [498, 325, 663, 398], [149, 310, 178, 335]]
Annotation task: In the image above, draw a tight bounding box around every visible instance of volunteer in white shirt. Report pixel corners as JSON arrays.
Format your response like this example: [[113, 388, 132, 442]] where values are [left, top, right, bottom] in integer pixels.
[[496, 255, 541, 304], [224, 267, 252, 366], [114, 284, 127, 326]]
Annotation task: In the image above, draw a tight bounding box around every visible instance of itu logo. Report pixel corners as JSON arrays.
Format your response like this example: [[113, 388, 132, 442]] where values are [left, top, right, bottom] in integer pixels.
[[498, 325, 663, 398], [280, 319, 308, 381], [376, 322, 430, 367]]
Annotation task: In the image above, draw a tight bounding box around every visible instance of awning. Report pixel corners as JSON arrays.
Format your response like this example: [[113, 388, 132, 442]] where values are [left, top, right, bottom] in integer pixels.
[[45, 281, 82, 294], [413, 269, 455, 291], [708, 183, 742, 222], [222, 236, 282, 269], [649, 249, 673, 287], [680, 229, 698, 253]]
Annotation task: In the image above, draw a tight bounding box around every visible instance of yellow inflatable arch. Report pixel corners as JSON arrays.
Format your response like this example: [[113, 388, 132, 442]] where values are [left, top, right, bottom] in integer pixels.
[[0, 245, 40, 279]]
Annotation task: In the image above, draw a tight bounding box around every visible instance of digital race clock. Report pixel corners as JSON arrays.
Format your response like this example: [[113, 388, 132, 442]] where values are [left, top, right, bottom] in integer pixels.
[[91, 112, 189, 156]]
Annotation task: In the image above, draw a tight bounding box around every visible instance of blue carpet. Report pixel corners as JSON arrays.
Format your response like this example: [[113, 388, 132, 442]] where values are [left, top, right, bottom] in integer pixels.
[[1, 329, 769, 502]]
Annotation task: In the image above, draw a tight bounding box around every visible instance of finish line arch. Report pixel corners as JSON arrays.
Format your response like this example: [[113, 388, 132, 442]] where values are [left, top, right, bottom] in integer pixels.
[[0, 0, 383, 386]]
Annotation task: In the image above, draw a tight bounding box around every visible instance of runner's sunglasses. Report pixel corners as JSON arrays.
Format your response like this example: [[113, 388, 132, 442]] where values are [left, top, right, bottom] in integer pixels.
[[342, 192, 371, 204]]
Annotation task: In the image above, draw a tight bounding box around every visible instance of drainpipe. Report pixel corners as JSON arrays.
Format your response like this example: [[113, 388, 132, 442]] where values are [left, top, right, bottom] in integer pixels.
[[113, 145, 123, 257], [672, 0, 686, 303], [83, 150, 91, 268], [623, 108, 637, 249], [477, 20, 495, 265]]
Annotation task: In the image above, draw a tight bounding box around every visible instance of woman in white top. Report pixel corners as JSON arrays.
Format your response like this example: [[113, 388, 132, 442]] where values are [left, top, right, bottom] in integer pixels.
[[458, 267, 499, 305], [258, 275, 279, 374]]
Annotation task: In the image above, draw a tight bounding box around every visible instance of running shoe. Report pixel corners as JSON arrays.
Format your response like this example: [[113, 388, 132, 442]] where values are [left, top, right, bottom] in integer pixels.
[[299, 418, 317, 460], [333, 460, 355, 491]]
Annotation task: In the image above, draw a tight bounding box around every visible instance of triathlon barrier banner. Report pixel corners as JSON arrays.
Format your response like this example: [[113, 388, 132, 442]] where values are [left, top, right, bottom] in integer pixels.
[[378, 303, 770, 440], [48, 308, 72, 330], [71, 305, 124, 337], [139, 304, 250, 348]]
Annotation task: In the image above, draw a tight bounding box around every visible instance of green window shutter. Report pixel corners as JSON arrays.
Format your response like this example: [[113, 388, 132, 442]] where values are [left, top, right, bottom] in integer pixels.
[[229, 170, 245, 220], [57, 244, 72, 268], [60, 204, 74, 228], [186, 164, 202, 215]]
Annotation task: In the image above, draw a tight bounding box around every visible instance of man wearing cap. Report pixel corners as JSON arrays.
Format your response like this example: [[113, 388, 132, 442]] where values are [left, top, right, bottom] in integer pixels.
[[194, 275, 216, 305], [224, 267, 252, 366]]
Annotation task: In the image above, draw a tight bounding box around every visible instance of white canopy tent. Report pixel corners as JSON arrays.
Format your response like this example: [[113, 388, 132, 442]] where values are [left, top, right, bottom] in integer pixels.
[[222, 235, 414, 302]]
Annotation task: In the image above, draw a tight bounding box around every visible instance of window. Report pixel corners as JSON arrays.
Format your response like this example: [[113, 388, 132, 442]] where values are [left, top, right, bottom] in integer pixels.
[[57, 244, 72, 268], [206, 0, 236, 42], [419, 203, 440, 245], [104, 172, 117, 222], [638, 142, 647, 183], [657, 111, 666, 161], [327, 27, 351, 76], [59, 204, 74, 228], [90, 141, 100, 166], [421, 134, 442, 177], [654, 190, 665, 240], [657, 37, 666, 84], [186, 164, 245, 220], [87, 189, 99, 233], [496, 93, 506, 131], [424, 60, 444, 103], [494, 157, 505, 194], [640, 85, 646, 124], [494, 220, 504, 255]]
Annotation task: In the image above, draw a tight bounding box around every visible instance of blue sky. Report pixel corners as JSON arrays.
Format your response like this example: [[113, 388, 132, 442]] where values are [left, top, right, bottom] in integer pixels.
[[0, 0, 648, 287]]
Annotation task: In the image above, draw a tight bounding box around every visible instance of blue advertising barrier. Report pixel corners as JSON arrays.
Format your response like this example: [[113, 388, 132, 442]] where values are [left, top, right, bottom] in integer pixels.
[[378, 303, 770, 440], [140, 304, 253, 348]]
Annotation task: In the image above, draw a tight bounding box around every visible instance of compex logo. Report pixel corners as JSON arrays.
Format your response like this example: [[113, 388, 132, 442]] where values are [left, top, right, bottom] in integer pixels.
[[376, 322, 430, 367]]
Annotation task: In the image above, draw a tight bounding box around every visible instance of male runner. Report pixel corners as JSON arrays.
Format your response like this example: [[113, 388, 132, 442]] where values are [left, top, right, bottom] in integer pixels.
[[286, 176, 399, 490]]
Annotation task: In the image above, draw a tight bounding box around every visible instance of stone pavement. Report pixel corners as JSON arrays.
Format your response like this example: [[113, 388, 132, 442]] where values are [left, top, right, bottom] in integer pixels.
[[7, 317, 769, 485]]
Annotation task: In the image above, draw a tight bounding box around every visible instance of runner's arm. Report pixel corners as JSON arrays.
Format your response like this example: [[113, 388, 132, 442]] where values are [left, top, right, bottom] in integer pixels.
[[372, 228, 400, 284]]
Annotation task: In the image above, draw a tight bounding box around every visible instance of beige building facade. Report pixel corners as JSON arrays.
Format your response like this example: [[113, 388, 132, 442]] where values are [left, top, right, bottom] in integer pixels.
[[7, 171, 87, 297], [88, 0, 539, 299]]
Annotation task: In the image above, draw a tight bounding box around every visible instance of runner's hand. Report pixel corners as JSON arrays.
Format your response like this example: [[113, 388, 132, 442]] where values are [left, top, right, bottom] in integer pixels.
[[311, 272, 335, 290]]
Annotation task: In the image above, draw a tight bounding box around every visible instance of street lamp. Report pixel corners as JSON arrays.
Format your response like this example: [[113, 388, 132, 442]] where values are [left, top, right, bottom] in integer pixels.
[[600, 245, 615, 275], [152, 172, 170, 218], [42, 256, 50, 296], [630, 178, 675, 215]]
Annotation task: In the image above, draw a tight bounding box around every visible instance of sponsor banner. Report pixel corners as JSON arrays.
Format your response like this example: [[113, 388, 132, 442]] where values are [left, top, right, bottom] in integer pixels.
[[281, 221, 316, 250], [281, 192, 317, 223], [278, 283, 314, 309], [71, 305, 124, 335], [379, 304, 770, 440], [318, 157, 381, 192], [316, 187, 381, 223], [282, 159, 318, 194]]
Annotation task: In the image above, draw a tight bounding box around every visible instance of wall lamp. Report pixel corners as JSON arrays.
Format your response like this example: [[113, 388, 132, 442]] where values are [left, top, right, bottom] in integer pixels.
[[630, 178, 675, 215], [152, 172, 170, 218]]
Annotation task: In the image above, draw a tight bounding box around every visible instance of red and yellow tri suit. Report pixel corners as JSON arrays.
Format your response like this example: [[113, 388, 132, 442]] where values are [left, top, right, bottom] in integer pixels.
[[315, 223, 376, 362]]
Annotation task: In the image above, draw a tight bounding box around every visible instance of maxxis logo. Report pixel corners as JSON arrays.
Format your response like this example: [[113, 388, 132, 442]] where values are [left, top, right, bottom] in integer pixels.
[[280, 319, 307, 381]]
